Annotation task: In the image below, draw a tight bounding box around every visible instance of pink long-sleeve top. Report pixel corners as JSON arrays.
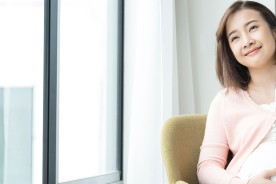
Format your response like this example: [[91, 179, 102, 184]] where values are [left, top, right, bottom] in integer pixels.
[[197, 88, 276, 184]]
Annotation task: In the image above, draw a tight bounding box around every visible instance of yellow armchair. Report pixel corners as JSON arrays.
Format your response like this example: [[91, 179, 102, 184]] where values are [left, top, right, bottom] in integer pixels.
[[161, 114, 207, 184]]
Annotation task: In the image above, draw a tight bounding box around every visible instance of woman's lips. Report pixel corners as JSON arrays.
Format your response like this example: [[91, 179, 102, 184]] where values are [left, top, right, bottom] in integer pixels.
[[245, 46, 262, 56]]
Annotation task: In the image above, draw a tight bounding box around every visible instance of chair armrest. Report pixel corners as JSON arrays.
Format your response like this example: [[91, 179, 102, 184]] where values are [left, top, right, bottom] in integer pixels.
[[174, 181, 188, 184]]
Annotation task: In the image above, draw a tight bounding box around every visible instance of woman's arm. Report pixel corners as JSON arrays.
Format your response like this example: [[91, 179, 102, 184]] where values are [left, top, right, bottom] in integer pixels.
[[197, 92, 247, 184]]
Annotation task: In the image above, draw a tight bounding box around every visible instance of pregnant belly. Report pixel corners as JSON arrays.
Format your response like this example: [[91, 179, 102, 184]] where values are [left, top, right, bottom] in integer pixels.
[[238, 142, 276, 180]]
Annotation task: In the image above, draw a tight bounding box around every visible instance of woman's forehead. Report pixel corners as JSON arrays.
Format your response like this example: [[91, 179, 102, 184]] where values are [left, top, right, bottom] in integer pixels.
[[226, 9, 264, 34]]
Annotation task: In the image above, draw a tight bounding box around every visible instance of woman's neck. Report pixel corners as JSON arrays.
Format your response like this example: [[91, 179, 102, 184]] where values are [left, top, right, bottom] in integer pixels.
[[247, 65, 276, 105]]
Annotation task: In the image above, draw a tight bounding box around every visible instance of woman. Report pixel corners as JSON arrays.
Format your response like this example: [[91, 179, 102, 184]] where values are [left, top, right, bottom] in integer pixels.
[[197, 1, 276, 184]]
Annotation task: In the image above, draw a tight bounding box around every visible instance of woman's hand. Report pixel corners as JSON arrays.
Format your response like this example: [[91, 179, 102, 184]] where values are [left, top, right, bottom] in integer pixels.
[[248, 169, 276, 184]]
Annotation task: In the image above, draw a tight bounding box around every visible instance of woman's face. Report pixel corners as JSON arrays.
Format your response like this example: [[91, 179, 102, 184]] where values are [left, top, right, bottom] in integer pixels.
[[226, 9, 276, 70]]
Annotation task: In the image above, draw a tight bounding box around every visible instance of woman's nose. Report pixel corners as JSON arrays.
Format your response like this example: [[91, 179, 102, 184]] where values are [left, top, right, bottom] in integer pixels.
[[243, 36, 255, 49]]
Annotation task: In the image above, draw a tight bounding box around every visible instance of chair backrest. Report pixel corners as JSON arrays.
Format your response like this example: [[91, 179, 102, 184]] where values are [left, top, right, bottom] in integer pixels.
[[161, 114, 207, 184]]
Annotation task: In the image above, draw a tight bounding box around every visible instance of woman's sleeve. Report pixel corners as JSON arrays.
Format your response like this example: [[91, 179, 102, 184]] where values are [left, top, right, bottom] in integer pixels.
[[197, 92, 248, 184]]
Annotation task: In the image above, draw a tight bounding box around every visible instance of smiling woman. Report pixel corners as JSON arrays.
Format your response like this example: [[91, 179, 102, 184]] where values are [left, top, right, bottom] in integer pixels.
[[226, 9, 276, 73], [197, 1, 276, 184]]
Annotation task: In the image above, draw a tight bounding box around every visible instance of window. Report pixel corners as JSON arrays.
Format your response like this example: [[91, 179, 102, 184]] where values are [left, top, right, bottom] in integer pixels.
[[58, 0, 123, 183], [0, 0, 44, 184], [0, 0, 123, 184]]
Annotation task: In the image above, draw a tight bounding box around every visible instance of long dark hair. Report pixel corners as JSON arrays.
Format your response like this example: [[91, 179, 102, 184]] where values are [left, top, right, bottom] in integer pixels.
[[216, 1, 276, 90]]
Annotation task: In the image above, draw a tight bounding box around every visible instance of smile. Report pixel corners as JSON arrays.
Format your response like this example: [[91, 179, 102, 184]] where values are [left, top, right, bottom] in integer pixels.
[[245, 46, 262, 56]]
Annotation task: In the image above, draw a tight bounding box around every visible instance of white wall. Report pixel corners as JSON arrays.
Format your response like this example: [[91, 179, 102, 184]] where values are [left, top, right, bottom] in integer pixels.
[[176, 0, 275, 114]]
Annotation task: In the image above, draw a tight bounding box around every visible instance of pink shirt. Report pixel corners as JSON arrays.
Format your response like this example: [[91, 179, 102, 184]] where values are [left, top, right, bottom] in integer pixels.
[[197, 88, 276, 184]]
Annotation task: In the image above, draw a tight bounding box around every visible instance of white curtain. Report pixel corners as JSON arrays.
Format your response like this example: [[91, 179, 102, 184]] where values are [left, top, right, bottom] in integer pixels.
[[123, 0, 194, 183], [123, 0, 163, 182]]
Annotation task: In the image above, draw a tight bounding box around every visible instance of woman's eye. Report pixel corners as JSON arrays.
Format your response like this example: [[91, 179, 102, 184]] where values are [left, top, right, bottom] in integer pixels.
[[249, 25, 258, 31], [231, 36, 238, 42]]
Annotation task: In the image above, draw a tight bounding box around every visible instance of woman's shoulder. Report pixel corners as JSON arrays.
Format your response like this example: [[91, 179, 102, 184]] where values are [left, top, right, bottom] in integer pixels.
[[209, 88, 249, 122], [212, 88, 245, 106]]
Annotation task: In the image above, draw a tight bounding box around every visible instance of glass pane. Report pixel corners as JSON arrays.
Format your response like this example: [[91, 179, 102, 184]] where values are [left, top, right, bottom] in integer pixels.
[[0, 0, 44, 184], [58, 0, 120, 182]]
